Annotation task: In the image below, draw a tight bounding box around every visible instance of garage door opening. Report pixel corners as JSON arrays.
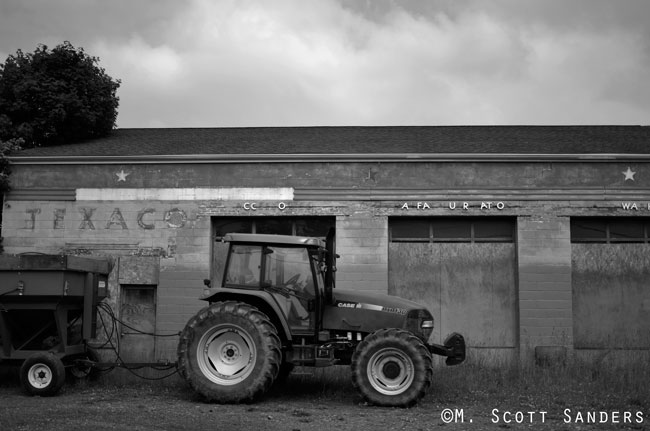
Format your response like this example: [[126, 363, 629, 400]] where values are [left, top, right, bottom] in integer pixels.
[[571, 217, 650, 351], [388, 217, 517, 364]]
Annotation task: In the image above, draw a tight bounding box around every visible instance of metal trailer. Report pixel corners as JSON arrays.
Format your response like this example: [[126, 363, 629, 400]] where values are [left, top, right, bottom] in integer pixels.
[[0, 253, 110, 396]]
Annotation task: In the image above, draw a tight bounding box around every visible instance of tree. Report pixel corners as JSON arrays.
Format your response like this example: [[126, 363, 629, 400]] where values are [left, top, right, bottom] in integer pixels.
[[0, 41, 121, 149], [0, 41, 120, 252]]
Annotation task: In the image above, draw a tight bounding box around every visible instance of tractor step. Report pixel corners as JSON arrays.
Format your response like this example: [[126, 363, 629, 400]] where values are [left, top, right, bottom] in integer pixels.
[[289, 342, 337, 367], [290, 357, 338, 367]]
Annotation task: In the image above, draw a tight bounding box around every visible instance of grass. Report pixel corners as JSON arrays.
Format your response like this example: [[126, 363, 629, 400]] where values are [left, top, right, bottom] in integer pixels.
[[269, 355, 650, 410], [435, 360, 649, 409]]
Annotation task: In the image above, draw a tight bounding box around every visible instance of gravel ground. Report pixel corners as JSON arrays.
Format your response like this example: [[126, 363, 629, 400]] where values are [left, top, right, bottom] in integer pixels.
[[0, 368, 647, 431]]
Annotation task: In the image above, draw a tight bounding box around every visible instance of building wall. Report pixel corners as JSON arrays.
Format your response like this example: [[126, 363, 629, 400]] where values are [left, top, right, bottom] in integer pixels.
[[9, 160, 650, 190], [4, 159, 650, 364]]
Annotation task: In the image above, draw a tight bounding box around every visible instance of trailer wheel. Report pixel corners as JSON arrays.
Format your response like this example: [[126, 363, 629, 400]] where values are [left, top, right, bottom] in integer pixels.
[[20, 352, 66, 396], [64, 348, 100, 382], [177, 301, 281, 403], [351, 329, 433, 407]]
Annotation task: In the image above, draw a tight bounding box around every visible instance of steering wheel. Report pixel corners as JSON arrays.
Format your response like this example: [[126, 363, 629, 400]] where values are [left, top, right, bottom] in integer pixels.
[[283, 274, 301, 288]]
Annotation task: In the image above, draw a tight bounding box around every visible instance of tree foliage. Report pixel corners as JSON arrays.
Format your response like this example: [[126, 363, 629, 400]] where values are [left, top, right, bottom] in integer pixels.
[[0, 41, 121, 149]]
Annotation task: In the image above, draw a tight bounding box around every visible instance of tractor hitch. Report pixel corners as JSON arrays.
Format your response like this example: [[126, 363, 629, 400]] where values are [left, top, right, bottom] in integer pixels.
[[427, 332, 466, 366]]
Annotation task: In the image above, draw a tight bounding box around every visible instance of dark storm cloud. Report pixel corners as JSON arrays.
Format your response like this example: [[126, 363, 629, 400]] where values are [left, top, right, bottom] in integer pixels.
[[339, 0, 650, 34], [0, 0, 184, 54], [1, 0, 649, 127]]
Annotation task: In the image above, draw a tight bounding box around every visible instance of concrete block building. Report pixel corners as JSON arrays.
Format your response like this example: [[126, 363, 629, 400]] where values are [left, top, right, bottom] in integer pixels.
[[3, 125, 650, 365]]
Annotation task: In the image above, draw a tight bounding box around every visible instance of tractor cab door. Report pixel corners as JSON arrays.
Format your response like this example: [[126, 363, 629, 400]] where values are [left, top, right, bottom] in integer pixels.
[[263, 246, 316, 335]]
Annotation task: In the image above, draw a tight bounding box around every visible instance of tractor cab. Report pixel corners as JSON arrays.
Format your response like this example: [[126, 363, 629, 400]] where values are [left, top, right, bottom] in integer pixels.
[[217, 233, 326, 335]]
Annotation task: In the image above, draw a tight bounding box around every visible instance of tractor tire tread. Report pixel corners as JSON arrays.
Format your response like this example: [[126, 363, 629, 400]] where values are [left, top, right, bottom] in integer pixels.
[[351, 328, 433, 407], [177, 301, 281, 403]]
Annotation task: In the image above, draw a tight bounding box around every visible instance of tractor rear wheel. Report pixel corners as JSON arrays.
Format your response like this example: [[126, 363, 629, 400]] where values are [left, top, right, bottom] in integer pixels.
[[177, 301, 281, 403], [351, 328, 433, 407], [20, 352, 66, 396]]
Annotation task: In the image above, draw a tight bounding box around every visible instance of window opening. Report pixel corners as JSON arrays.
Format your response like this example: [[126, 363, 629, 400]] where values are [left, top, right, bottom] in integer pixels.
[[571, 218, 650, 243], [389, 217, 515, 243], [213, 217, 333, 241]]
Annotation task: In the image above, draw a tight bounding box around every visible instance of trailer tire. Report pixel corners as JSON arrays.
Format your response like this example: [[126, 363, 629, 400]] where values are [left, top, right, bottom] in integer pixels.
[[64, 348, 100, 383], [177, 301, 281, 403], [20, 352, 66, 396], [351, 328, 433, 407]]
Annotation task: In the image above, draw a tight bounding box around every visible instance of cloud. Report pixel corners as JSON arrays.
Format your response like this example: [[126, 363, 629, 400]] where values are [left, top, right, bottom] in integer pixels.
[[2, 0, 649, 127]]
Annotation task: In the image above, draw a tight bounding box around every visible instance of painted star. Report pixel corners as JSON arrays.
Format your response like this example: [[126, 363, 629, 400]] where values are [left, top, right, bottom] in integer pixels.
[[116, 170, 130, 182], [622, 167, 636, 181]]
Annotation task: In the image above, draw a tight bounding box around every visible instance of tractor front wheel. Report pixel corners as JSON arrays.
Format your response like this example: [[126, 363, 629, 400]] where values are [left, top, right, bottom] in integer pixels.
[[177, 301, 281, 403], [351, 329, 433, 407]]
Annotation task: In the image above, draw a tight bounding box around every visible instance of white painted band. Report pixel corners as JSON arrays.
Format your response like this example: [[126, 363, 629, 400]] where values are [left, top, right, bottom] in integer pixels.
[[76, 187, 294, 201]]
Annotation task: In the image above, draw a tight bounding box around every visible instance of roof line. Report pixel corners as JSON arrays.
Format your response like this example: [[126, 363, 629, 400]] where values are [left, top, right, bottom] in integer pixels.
[[8, 153, 650, 165]]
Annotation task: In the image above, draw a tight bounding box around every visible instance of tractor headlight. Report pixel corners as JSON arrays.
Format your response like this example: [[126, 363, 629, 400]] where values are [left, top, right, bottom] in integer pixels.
[[420, 319, 434, 340], [406, 310, 435, 341]]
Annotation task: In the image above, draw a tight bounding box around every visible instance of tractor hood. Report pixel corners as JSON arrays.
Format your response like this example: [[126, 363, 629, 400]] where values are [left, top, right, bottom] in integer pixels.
[[322, 288, 433, 335], [332, 289, 427, 315]]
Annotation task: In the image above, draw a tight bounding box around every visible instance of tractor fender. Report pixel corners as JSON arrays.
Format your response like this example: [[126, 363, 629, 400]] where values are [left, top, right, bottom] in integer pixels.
[[202, 288, 293, 343]]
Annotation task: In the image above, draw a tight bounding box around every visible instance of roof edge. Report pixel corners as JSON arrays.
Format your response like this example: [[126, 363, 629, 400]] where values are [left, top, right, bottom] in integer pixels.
[[8, 153, 650, 165]]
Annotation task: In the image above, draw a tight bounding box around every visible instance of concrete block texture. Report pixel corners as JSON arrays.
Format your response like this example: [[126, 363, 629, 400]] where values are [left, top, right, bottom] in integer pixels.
[[517, 215, 574, 351], [336, 214, 388, 292]]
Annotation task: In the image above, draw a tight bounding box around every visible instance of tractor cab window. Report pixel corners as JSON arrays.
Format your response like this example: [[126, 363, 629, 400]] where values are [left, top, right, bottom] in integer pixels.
[[225, 245, 262, 287], [263, 247, 314, 295], [263, 246, 315, 332]]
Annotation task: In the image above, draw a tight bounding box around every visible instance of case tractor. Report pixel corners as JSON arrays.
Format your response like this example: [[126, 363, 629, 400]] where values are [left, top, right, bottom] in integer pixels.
[[177, 229, 465, 407]]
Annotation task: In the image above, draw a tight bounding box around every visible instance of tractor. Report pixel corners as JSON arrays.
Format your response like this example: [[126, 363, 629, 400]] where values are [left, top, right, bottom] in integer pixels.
[[177, 229, 465, 407]]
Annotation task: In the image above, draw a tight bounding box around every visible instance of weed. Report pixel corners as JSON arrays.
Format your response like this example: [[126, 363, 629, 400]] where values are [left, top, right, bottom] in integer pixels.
[[270, 350, 650, 410]]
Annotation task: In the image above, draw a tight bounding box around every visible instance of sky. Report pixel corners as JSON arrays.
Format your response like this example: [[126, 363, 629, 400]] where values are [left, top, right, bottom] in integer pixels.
[[0, 0, 649, 128]]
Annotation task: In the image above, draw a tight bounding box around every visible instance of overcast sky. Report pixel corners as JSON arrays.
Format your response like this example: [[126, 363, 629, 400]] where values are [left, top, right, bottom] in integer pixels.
[[1, 0, 649, 128]]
